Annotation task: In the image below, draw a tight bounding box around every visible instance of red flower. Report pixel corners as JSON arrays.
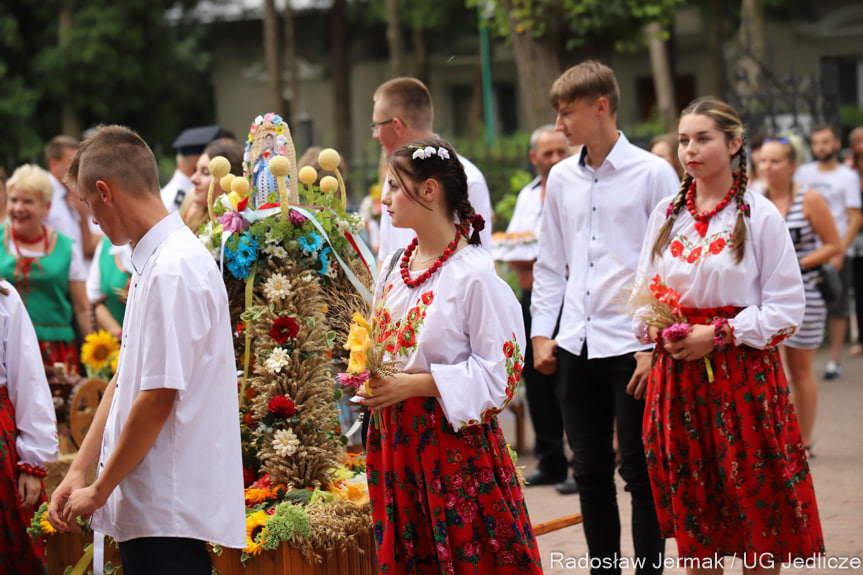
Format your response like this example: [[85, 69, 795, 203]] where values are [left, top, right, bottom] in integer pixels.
[[243, 467, 257, 487], [503, 341, 514, 358], [670, 240, 684, 258], [268, 395, 297, 419], [421, 291, 434, 305], [709, 237, 726, 254], [513, 362, 523, 380], [406, 306, 421, 324], [397, 324, 417, 349], [270, 316, 300, 344], [686, 246, 702, 263]]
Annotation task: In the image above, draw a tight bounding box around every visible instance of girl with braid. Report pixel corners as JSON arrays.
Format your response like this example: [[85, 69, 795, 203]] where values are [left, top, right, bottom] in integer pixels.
[[357, 138, 542, 574], [632, 98, 825, 571]]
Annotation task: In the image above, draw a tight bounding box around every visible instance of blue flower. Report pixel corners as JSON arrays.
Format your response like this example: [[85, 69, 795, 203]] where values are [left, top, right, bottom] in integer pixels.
[[317, 246, 332, 275], [225, 232, 258, 279], [298, 232, 323, 256]]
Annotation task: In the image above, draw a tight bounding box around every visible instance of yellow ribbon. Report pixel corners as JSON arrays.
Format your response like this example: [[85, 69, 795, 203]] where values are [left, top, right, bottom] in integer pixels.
[[68, 543, 94, 575], [238, 262, 257, 406], [704, 355, 714, 383]]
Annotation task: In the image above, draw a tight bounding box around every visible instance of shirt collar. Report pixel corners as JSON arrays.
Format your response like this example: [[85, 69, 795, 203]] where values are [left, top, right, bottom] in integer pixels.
[[577, 131, 630, 171], [131, 212, 184, 275], [529, 175, 543, 190]]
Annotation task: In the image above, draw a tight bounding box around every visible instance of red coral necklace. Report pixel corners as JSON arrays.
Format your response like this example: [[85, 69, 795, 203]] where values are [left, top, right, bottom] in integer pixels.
[[685, 178, 736, 237], [400, 225, 464, 289]]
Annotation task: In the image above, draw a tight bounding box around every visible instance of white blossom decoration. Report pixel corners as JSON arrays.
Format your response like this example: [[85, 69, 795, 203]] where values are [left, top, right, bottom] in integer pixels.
[[272, 428, 301, 457], [264, 346, 291, 374]]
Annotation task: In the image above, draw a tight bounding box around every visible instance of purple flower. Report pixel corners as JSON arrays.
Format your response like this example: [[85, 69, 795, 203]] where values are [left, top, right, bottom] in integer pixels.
[[220, 211, 249, 233], [289, 210, 307, 226], [337, 370, 370, 389], [661, 322, 691, 343]]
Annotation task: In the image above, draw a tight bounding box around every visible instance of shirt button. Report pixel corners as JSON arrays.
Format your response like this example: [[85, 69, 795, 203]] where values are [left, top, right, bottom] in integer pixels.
[[587, 317, 591, 322], [594, 178, 598, 183], [586, 290, 590, 295], [592, 236, 596, 240], [592, 206, 597, 211], [590, 262, 594, 267]]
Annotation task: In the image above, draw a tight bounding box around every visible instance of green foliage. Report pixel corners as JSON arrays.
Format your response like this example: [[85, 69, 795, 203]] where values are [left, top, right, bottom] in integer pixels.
[[259, 502, 312, 551], [0, 0, 212, 172]]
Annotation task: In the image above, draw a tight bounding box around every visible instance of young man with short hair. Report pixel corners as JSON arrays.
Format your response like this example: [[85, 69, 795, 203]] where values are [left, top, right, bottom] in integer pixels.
[[795, 124, 863, 378], [47, 125, 245, 575], [531, 61, 679, 574]]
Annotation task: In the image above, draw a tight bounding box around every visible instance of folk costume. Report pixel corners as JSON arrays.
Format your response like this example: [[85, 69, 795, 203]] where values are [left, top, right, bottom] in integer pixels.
[[634, 189, 825, 560], [0, 223, 85, 373], [86, 236, 132, 326], [366, 245, 542, 574], [0, 281, 59, 573]]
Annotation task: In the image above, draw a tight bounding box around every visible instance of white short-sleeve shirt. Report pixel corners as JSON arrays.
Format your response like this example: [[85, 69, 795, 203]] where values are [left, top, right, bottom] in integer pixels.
[[91, 212, 246, 547]]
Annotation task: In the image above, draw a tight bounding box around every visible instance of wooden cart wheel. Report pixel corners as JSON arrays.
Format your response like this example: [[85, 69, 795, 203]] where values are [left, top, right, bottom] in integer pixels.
[[68, 378, 107, 449]]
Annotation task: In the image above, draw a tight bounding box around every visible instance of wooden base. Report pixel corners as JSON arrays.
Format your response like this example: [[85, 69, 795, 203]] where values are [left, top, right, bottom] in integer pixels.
[[44, 530, 378, 575]]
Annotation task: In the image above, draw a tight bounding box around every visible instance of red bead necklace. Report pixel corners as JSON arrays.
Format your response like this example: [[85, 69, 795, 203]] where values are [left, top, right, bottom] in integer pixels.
[[400, 225, 465, 289], [685, 178, 737, 237], [11, 224, 49, 252]]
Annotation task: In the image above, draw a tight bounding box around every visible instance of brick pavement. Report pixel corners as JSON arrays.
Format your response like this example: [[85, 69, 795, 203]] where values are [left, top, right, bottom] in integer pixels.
[[498, 346, 863, 574]]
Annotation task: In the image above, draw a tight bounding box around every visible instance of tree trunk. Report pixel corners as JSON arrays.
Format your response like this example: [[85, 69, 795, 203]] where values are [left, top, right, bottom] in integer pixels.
[[500, 0, 560, 129], [737, 0, 765, 95], [385, 0, 403, 77], [645, 21, 677, 132], [705, 0, 725, 98], [332, 0, 351, 164], [283, 0, 302, 139], [262, 0, 284, 117], [412, 21, 428, 86], [59, 6, 80, 136]]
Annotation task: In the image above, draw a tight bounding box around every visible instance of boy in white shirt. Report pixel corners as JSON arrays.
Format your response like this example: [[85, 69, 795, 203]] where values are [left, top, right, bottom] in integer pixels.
[[48, 125, 246, 574]]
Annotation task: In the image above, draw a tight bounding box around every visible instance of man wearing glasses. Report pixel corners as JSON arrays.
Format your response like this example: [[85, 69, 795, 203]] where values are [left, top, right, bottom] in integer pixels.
[[371, 77, 492, 265]]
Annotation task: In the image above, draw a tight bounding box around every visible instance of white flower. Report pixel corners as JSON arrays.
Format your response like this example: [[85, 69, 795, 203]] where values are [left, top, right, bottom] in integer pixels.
[[199, 234, 213, 250], [272, 428, 300, 457], [326, 260, 339, 278], [437, 147, 451, 160], [263, 273, 291, 300], [265, 231, 281, 245], [412, 148, 424, 160], [254, 115, 264, 125], [335, 218, 349, 234], [264, 347, 291, 374], [423, 146, 436, 158], [264, 244, 288, 259]]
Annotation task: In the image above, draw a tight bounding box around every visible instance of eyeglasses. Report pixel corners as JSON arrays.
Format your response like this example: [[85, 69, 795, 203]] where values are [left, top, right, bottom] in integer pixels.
[[764, 137, 789, 144], [369, 118, 409, 131]]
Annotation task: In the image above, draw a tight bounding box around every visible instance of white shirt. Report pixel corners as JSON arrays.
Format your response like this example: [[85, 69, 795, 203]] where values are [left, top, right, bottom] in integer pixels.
[[45, 173, 102, 270], [377, 154, 493, 262], [0, 281, 58, 466], [91, 213, 246, 547], [795, 162, 862, 255], [531, 133, 680, 358], [86, 240, 133, 303], [632, 190, 805, 348], [493, 176, 542, 262], [376, 246, 525, 431], [160, 169, 194, 213]]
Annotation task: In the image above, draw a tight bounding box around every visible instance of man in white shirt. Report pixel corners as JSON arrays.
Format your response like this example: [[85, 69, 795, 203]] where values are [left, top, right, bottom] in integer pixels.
[[371, 77, 492, 265], [48, 125, 246, 574], [161, 125, 221, 213], [501, 125, 576, 494], [44, 135, 102, 269], [531, 61, 679, 574], [795, 124, 863, 379]]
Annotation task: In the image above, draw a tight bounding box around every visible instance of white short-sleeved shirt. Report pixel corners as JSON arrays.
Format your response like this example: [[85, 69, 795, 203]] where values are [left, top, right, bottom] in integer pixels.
[[632, 190, 805, 348], [45, 173, 102, 270], [377, 154, 493, 262], [160, 170, 193, 213], [493, 176, 542, 262], [85, 240, 133, 303], [91, 213, 246, 547], [376, 246, 525, 431], [794, 162, 862, 255], [0, 281, 58, 466]]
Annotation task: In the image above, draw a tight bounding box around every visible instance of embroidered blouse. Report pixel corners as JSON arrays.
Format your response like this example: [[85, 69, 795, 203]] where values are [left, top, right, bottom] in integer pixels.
[[376, 245, 525, 431], [632, 189, 805, 349]]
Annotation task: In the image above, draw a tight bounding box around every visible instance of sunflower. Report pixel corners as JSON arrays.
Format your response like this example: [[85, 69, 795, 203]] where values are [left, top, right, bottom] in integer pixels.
[[39, 509, 56, 536], [244, 510, 270, 555], [81, 330, 120, 371]]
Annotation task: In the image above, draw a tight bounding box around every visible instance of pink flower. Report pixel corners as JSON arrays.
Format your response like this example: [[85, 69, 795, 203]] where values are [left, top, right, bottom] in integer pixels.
[[443, 493, 457, 509], [220, 211, 249, 233], [436, 543, 450, 562], [661, 322, 691, 343], [289, 210, 307, 225], [337, 370, 370, 389]]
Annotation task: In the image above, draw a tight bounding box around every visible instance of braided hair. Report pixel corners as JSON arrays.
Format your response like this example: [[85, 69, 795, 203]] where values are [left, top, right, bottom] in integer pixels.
[[650, 97, 750, 264], [387, 137, 483, 246]]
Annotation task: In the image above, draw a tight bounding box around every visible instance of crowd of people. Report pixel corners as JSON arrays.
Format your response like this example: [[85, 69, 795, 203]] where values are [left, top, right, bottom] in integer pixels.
[[0, 58, 859, 574]]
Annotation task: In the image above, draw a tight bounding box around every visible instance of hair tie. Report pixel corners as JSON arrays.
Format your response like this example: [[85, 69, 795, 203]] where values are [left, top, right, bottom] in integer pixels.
[[665, 201, 675, 218], [737, 201, 751, 218], [470, 214, 485, 232]]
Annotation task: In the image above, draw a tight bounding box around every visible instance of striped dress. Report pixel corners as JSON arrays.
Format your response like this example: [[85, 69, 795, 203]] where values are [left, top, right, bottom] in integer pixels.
[[785, 189, 826, 349]]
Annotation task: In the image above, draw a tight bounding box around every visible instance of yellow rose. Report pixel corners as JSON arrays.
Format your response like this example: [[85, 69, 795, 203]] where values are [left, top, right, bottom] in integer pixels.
[[351, 313, 371, 331], [343, 323, 370, 353], [347, 349, 368, 374]]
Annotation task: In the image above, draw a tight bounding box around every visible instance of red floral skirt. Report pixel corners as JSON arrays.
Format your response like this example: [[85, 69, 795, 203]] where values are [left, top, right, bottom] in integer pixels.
[[38, 339, 79, 376], [0, 387, 48, 574], [643, 306, 825, 561], [366, 397, 543, 574]]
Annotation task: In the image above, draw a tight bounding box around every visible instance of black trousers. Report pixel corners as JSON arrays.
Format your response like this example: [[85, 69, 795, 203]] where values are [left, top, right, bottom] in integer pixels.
[[556, 345, 664, 575], [521, 289, 567, 475], [118, 537, 211, 575]]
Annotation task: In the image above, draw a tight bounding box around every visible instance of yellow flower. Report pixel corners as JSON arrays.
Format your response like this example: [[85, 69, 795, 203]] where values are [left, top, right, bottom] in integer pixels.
[[347, 349, 368, 374], [343, 323, 370, 354], [40, 510, 56, 535], [110, 353, 119, 373], [351, 313, 371, 331], [244, 510, 270, 555], [81, 330, 121, 371]]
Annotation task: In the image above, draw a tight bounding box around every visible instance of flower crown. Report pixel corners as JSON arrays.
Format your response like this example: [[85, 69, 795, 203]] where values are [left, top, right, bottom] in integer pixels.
[[409, 145, 451, 161]]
